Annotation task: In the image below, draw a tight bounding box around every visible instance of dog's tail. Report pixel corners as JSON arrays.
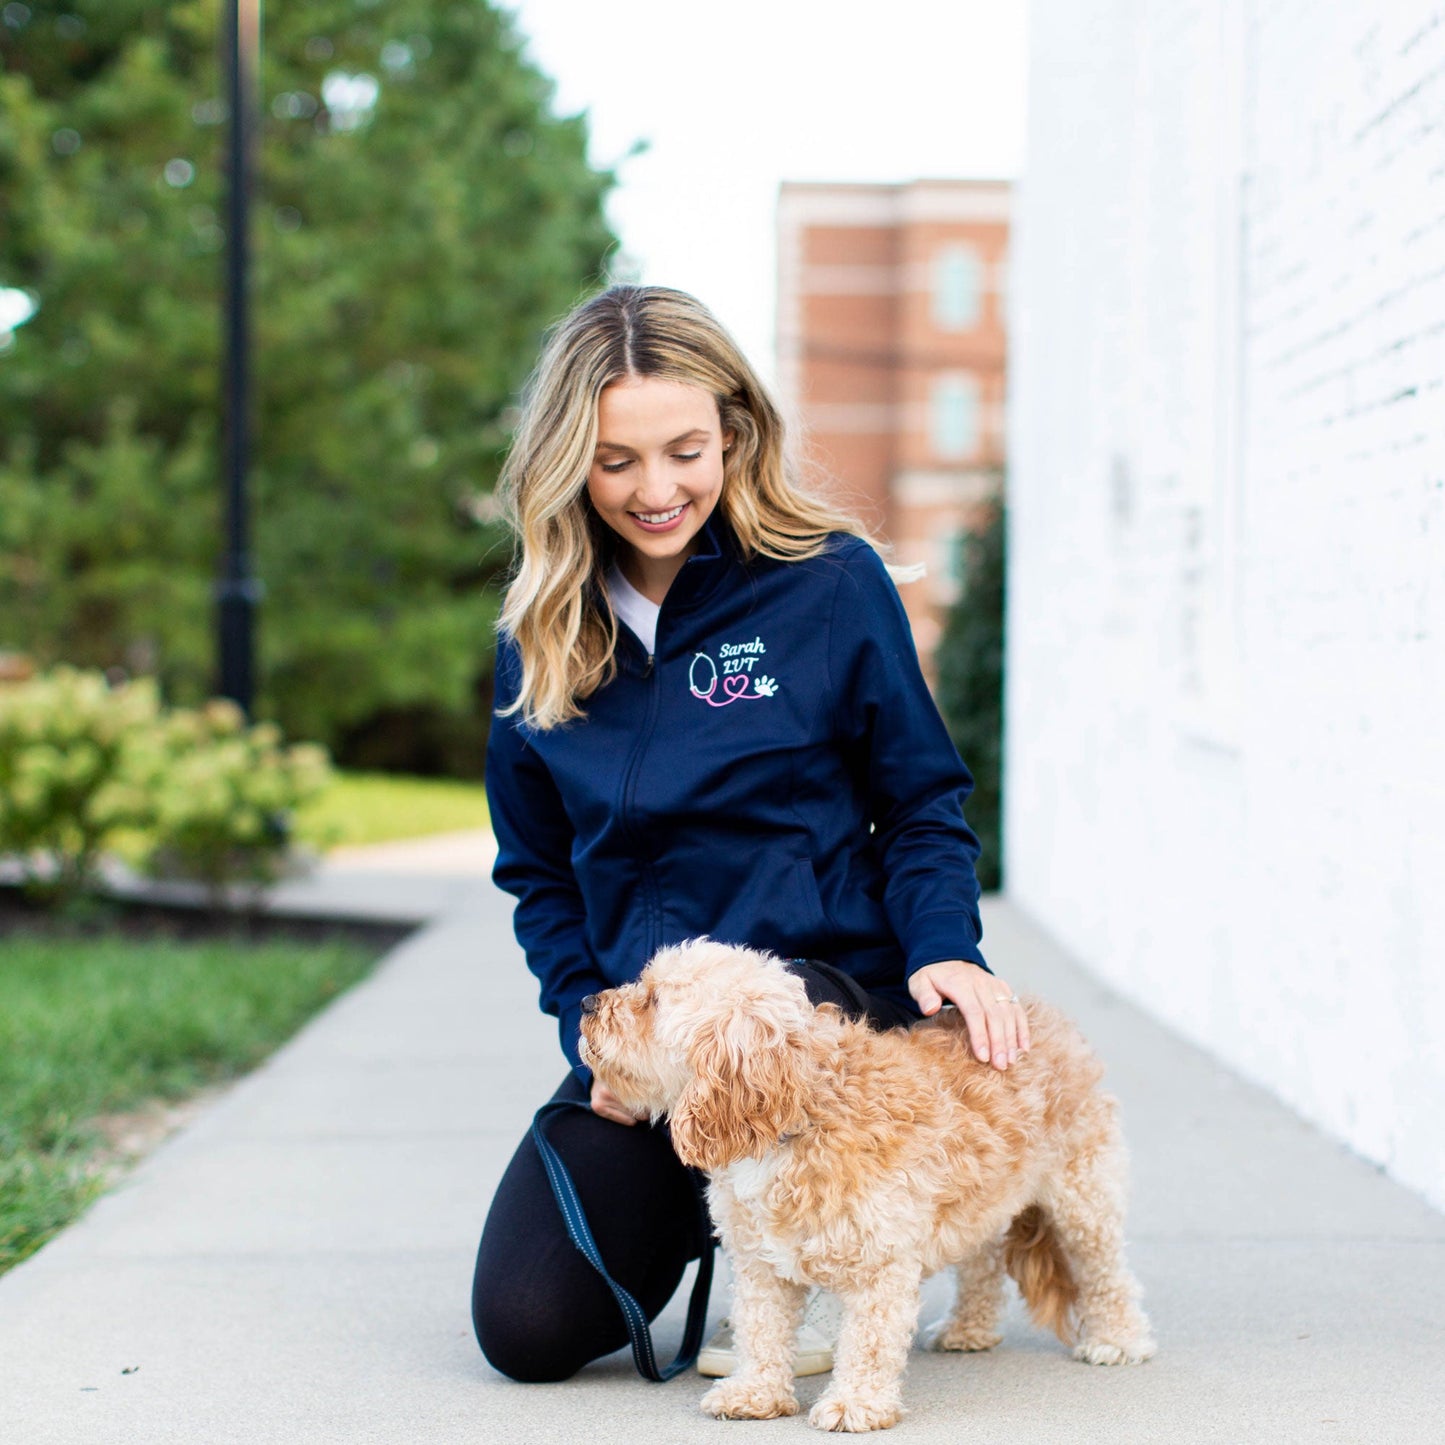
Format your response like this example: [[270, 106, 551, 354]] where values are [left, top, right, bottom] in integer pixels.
[[1003, 1206, 1078, 1346]]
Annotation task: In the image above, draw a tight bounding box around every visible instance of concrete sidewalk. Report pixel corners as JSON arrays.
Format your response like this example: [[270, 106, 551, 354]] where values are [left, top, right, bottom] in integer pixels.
[[1, 848, 1442, 1444]]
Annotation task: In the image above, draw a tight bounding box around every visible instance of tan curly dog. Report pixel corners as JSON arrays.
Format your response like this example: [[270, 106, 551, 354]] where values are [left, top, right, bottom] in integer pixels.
[[578, 938, 1155, 1432]]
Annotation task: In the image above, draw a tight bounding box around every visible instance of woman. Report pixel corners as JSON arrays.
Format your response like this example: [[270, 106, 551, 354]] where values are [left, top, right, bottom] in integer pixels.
[[472, 285, 1027, 1383]]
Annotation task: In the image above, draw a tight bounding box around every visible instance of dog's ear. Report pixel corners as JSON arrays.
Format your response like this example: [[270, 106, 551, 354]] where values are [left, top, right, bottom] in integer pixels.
[[669, 1011, 809, 1171]]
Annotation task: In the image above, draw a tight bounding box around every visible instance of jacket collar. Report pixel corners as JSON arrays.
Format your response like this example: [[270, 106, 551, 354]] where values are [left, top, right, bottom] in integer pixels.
[[657, 509, 741, 615], [594, 509, 741, 615]]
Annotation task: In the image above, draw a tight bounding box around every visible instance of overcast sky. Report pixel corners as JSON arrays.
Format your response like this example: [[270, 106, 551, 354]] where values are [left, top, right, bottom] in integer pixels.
[[505, 1, 1029, 383]]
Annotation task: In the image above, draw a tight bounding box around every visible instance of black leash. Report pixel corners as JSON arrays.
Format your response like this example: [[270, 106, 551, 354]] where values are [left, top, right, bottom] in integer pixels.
[[530, 1098, 715, 1381]]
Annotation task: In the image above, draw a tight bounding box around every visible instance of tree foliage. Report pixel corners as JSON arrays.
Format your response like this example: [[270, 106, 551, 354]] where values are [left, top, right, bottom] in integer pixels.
[[934, 505, 1005, 892], [0, 0, 617, 768]]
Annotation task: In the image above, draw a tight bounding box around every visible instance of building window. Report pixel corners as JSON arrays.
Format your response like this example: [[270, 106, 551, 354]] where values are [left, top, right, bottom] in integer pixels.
[[931, 373, 979, 460], [932, 244, 981, 330]]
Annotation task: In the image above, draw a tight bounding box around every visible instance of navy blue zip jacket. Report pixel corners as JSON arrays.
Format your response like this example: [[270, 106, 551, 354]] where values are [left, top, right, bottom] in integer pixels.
[[485, 516, 989, 1080]]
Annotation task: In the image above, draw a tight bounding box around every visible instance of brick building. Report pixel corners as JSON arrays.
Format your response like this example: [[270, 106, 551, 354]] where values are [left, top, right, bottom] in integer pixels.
[[775, 180, 1011, 665]]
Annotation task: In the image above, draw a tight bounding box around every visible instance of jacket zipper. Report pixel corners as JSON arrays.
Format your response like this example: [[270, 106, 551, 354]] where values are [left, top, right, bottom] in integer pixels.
[[617, 630, 664, 958]]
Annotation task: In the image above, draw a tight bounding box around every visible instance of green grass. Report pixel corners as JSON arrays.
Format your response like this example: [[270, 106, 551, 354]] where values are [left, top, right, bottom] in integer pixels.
[[0, 931, 380, 1275], [293, 770, 490, 851]]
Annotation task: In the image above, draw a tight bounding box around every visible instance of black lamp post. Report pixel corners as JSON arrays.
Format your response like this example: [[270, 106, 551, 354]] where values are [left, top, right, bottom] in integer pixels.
[[216, 0, 263, 715]]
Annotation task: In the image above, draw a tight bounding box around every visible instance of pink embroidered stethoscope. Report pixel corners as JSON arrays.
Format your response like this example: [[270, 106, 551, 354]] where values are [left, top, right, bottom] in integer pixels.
[[688, 652, 777, 706]]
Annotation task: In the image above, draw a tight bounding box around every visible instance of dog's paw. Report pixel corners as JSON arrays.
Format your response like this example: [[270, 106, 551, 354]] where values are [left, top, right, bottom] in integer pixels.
[[1073, 1334, 1156, 1366], [700, 1376, 798, 1420], [808, 1391, 904, 1433], [924, 1318, 1002, 1353]]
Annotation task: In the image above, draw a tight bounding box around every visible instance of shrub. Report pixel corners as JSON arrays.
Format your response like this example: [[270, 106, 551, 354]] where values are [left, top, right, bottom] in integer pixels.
[[140, 699, 334, 906], [0, 667, 161, 903], [0, 669, 333, 907], [934, 506, 1006, 892]]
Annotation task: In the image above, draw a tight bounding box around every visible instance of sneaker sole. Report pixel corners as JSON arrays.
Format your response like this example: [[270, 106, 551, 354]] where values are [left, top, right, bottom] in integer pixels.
[[696, 1346, 834, 1378]]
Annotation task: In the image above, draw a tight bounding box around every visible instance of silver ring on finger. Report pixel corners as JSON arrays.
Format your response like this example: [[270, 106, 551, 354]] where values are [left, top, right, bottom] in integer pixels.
[[994, 993, 1021, 1005]]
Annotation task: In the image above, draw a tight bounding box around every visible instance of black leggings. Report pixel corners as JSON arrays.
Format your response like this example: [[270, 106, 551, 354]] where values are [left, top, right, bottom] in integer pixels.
[[471, 960, 914, 1382]]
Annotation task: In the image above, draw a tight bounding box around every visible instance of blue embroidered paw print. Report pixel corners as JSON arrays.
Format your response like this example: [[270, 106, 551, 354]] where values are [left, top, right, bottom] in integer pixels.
[[753, 675, 778, 697]]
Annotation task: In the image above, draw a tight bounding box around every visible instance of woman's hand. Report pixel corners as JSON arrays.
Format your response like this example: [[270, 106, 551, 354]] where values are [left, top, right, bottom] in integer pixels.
[[590, 1079, 648, 1126], [909, 960, 1031, 1071]]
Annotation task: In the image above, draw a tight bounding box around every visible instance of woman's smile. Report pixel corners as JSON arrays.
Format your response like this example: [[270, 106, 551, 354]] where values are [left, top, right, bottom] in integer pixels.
[[628, 502, 689, 531]]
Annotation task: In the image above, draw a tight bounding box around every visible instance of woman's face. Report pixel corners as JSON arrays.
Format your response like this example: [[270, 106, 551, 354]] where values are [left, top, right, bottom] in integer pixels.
[[587, 375, 731, 601]]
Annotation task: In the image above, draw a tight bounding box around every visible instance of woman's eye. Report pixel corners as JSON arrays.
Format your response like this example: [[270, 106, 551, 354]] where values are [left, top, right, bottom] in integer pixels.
[[674, 451, 702, 463], [600, 459, 631, 473]]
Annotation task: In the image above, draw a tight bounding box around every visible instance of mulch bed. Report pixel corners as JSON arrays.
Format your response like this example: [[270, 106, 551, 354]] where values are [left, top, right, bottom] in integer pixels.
[[0, 883, 414, 952]]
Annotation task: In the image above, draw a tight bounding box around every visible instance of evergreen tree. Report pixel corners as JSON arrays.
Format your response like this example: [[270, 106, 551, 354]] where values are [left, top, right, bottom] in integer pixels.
[[0, 0, 616, 768], [934, 505, 1005, 891]]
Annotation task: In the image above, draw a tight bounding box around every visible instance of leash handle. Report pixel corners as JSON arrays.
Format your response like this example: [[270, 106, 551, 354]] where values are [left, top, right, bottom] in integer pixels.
[[531, 1099, 715, 1382]]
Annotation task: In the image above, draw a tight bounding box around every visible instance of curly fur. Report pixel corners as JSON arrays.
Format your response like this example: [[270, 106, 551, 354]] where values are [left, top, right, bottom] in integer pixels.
[[579, 939, 1155, 1432]]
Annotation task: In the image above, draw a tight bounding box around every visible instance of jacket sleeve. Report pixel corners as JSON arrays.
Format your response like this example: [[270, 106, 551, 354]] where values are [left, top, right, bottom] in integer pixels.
[[485, 638, 608, 1081], [826, 543, 991, 980]]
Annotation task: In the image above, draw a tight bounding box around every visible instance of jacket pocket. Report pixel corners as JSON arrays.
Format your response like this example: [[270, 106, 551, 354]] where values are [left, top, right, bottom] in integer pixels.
[[793, 857, 831, 938]]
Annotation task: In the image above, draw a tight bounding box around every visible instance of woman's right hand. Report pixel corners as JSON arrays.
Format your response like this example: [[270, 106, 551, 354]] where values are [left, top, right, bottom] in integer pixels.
[[590, 1079, 647, 1126]]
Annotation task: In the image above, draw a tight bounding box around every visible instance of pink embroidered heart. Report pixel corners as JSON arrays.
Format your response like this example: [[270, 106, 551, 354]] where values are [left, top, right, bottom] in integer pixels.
[[722, 673, 751, 701]]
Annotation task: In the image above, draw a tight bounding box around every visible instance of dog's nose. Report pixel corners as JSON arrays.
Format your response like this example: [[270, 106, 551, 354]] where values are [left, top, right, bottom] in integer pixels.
[[580, 994, 599, 1016]]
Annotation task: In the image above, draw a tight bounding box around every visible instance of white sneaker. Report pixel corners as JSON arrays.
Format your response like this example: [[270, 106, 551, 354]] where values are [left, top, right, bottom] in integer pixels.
[[696, 1290, 839, 1377]]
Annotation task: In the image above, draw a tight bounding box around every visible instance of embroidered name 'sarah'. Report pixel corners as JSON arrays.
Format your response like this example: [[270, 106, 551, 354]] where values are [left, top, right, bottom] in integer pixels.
[[718, 636, 766, 659]]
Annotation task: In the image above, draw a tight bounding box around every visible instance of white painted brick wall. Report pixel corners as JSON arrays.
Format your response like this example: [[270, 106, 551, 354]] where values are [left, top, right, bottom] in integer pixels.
[[1007, 0, 1445, 1209]]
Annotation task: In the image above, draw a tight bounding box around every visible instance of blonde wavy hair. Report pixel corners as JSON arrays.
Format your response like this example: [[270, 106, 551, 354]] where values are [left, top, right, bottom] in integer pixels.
[[496, 285, 882, 730]]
